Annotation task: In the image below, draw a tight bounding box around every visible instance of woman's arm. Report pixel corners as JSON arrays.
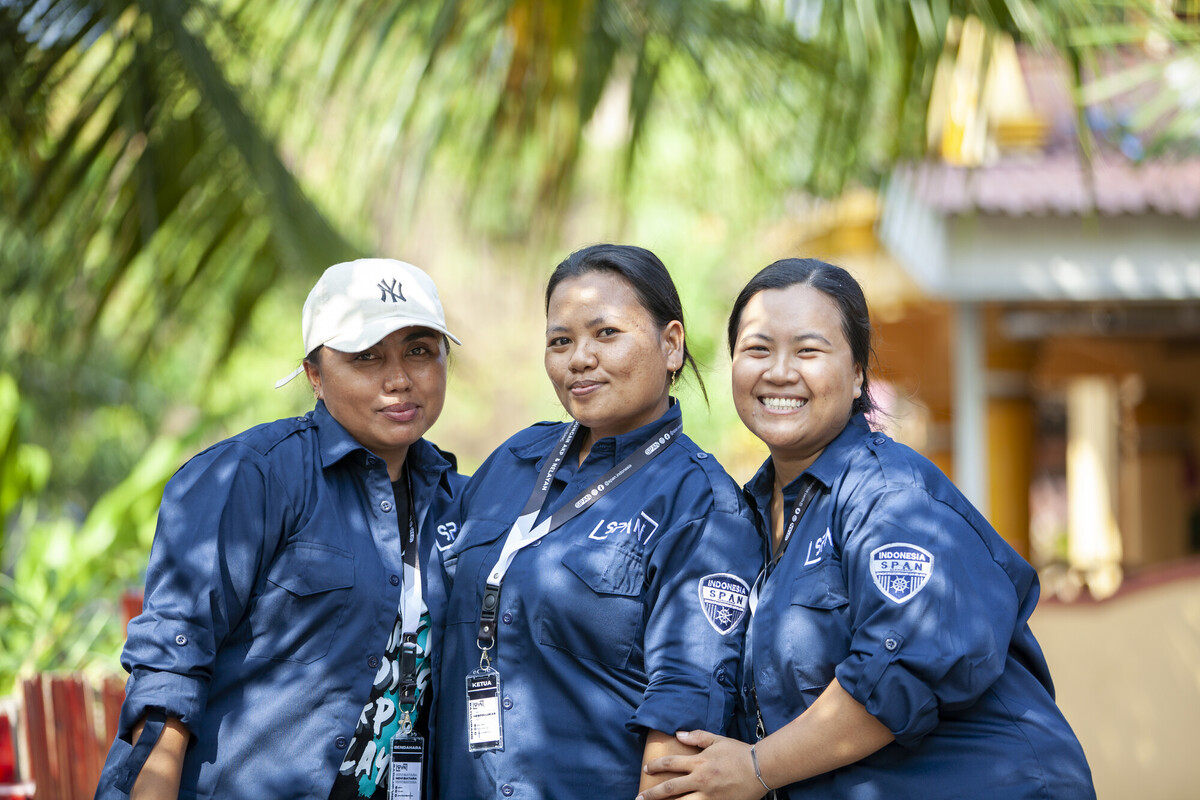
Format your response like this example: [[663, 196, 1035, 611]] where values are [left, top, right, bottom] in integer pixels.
[[751, 678, 893, 788], [639, 729, 700, 793], [636, 679, 893, 800], [129, 717, 191, 800]]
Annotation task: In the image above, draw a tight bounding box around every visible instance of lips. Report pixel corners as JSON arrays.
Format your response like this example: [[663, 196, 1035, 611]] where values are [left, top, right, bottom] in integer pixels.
[[380, 403, 419, 422], [569, 380, 603, 397], [760, 396, 807, 411]]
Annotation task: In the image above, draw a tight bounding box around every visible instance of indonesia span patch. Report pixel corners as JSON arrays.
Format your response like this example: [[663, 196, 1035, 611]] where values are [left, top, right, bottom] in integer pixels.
[[869, 543, 934, 604], [698, 573, 750, 635]]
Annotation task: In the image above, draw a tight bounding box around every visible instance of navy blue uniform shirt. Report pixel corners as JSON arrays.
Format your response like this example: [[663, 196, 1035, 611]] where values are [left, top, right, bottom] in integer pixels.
[[742, 414, 1094, 799], [430, 402, 761, 799], [95, 401, 464, 799]]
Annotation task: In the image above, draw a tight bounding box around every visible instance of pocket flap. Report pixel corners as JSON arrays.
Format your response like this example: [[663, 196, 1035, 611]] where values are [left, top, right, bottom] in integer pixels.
[[267, 542, 354, 596], [561, 538, 643, 597], [790, 562, 849, 610]]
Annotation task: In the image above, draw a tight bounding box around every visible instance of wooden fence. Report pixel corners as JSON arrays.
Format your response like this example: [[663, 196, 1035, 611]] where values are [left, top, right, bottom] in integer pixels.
[[1, 593, 137, 798], [1, 674, 124, 800]]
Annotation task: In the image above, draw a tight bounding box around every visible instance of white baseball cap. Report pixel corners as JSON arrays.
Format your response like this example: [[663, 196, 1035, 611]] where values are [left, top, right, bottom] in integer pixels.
[[276, 258, 461, 387]]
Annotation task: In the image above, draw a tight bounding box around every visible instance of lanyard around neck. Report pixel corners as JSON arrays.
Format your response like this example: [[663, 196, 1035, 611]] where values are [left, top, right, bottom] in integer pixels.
[[476, 418, 682, 651], [747, 471, 822, 739], [397, 468, 422, 714], [749, 473, 820, 613], [770, 473, 821, 571]]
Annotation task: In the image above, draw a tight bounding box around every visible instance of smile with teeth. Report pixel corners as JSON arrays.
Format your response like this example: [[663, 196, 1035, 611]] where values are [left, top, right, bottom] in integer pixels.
[[761, 396, 807, 410]]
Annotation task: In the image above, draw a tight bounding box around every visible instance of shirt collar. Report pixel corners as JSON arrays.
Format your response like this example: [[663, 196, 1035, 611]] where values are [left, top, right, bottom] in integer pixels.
[[313, 400, 368, 468], [510, 399, 684, 467], [744, 413, 871, 512]]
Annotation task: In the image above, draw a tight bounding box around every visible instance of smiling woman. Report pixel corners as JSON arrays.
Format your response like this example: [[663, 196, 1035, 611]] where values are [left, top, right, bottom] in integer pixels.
[[637, 258, 1095, 800], [430, 244, 760, 799], [730, 285, 863, 490], [95, 259, 466, 800], [544, 270, 683, 458]]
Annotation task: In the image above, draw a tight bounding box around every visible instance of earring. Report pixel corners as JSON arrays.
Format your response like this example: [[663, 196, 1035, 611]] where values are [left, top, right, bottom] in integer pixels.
[[669, 370, 677, 390]]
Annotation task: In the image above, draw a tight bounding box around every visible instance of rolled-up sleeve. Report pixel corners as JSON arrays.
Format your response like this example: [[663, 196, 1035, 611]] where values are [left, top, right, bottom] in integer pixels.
[[834, 489, 1017, 747], [631, 509, 760, 736], [118, 443, 286, 739]]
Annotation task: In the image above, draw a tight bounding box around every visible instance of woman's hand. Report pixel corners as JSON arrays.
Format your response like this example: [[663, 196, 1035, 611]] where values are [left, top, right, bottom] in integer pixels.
[[636, 679, 895, 800], [635, 730, 767, 800]]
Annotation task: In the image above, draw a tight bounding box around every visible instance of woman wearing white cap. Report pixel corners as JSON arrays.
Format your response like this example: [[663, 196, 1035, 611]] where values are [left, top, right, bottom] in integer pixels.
[[95, 259, 465, 800]]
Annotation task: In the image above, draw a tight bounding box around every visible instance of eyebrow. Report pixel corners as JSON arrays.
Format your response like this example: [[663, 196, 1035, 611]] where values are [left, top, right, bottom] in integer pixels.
[[743, 331, 833, 346], [547, 316, 607, 334]]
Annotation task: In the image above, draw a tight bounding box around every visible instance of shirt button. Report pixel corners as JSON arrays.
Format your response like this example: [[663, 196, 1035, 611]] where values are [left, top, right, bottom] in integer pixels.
[[175, 634, 188, 646], [874, 437, 886, 445], [501, 785, 514, 797], [885, 637, 898, 651], [368, 656, 380, 669], [335, 736, 348, 750], [390, 574, 400, 586], [502, 696, 513, 710], [697, 452, 709, 459], [502, 612, 513, 624], [381, 500, 393, 513]]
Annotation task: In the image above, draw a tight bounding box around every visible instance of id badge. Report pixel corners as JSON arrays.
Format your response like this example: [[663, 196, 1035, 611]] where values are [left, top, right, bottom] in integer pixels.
[[466, 667, 503, 752], [389, 734, 424, 800]]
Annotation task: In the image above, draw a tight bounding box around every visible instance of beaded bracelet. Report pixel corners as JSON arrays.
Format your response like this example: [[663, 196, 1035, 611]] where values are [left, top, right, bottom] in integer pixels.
[[750, 744, 772, 793]]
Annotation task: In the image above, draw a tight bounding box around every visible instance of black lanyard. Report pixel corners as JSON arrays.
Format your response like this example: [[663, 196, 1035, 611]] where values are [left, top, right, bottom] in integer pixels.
[[749, 472, 821, 743], [768, 474, 821, 573], [397, 469, 421, 721], [750, 473, 821, 614], [476, 418, 682, 651]]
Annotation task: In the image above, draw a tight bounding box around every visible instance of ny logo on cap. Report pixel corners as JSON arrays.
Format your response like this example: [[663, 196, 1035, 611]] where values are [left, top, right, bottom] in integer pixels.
[[378, 278, 406, 303]]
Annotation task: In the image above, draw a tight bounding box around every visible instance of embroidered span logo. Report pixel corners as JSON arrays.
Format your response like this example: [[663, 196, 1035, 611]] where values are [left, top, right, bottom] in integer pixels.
[[803, 528, 834, 566], [587, 511, 659, 544], [869, 542, 934, 604], [378, 278, 406, 302], [434, 521, 458, 551], [698, 573, 749, 635]]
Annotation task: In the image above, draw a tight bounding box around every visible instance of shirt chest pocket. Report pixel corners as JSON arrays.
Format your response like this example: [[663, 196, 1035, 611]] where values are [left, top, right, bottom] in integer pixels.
[[784, 560, 851, 694], [537, 538, 645, 670], [246, 542, 354, 664], [444, 520, 510, 625]]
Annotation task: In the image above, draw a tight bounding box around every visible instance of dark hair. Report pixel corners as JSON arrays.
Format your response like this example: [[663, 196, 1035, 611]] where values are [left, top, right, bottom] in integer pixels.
[[727, 258, 878, 417], [545, 243, 706, 401]]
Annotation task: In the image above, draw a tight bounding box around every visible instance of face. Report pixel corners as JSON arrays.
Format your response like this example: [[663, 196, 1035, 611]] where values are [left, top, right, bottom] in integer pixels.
[[545, 271, 684, 443], [305, 326, 447, 478], [731, 283, 863, 474]]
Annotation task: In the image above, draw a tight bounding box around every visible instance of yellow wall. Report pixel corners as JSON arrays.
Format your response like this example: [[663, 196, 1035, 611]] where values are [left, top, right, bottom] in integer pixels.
[[987, 398, 1034, 555], [1030, 570, 1200, 798]]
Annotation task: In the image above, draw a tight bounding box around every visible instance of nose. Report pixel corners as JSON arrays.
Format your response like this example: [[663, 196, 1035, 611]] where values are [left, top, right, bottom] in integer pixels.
[[383, 362, 412, 392], [763, 354, 797, 384], [567, 340, 597, 372]]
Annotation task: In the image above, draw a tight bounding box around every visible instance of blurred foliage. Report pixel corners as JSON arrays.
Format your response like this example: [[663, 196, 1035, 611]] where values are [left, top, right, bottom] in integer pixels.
[[2, 0, 1199, 690], [0, 372, 196, 691]]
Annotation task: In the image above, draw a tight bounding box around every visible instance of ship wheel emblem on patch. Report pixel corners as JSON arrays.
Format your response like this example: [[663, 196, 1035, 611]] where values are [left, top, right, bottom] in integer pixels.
[[869, 543, 934, 604], [698, 573, 750, 634]]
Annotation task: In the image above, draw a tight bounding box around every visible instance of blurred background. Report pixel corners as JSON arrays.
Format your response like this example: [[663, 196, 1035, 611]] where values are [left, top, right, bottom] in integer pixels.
[[2, 0, 1199, 796]]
